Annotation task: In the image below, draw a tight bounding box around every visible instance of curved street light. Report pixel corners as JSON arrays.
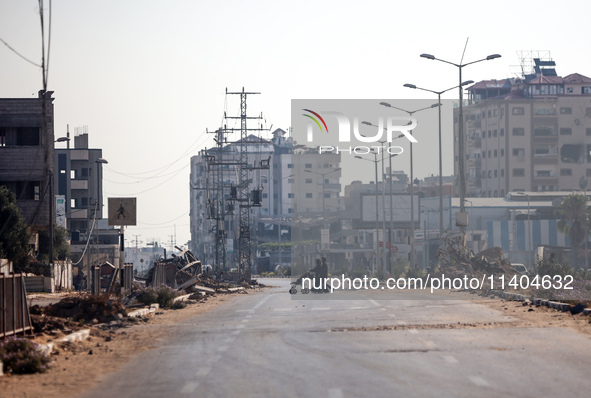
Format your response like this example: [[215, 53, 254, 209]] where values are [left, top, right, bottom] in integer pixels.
[[420, 52, 501, 232], [403, 80, 473, 239]]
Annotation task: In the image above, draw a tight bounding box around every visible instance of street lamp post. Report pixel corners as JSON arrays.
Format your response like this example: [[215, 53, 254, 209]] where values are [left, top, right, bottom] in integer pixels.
[[420, 52, 501, 235], [355, 154, 381, 276], [379, 102, 440, 269], [92, 158, 108, 291], [361, 121, 401, 274], [403, 81, 474, 239]]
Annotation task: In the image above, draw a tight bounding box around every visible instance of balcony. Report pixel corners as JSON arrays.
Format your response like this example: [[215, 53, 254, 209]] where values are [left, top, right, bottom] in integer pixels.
[[71, 179, 88, 190]]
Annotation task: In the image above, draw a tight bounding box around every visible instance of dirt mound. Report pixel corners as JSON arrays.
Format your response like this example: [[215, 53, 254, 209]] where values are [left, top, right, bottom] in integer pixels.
[[43, 294, 127, 324]]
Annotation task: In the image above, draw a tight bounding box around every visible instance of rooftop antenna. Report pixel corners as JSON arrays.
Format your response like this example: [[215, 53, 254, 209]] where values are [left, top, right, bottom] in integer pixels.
[[460, 37, 469, 64]]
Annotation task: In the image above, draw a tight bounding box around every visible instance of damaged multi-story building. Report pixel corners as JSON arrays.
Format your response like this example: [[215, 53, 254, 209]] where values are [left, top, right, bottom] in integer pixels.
[[0, 91, 55, 250], [456, 53, 591, 197]]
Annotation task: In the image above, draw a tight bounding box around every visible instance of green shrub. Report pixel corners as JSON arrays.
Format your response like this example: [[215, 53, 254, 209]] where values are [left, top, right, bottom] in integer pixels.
[[156, 285, 179, 308], [171, 300, 186, 310], [136, 285, 179, 308], [0, 337, 51, 374]]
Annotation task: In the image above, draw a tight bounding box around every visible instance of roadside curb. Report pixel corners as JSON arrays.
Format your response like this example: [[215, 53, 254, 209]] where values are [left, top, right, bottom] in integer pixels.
[[128, 303, 159, 318], [490, 290, 590, 314], [37, 329, 91, 356]]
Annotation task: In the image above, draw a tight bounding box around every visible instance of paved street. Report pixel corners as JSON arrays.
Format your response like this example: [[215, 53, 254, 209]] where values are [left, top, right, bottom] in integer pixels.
[[82, 279, 591, 398]]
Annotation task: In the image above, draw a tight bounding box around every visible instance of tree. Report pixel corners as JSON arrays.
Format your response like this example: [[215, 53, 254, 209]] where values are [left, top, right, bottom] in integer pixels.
[[38, 225, 70, 264], [556, 194, 590, 248], [0, 186, 31, 270]]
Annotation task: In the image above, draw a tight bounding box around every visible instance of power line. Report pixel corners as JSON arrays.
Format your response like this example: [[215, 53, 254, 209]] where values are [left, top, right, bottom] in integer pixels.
[[0, 37, 41, 68]]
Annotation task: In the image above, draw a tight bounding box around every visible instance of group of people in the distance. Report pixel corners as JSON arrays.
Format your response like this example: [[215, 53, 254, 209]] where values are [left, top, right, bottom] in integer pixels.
[[309, 256, 329, 293]]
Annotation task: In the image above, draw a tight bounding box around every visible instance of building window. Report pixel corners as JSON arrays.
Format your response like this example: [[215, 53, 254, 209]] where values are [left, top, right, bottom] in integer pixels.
[[534, 127, 555, 136], [493, 130, 497, 137], [501, 169, 504, 177], [288, 208, 292, 213], [482, 131, 486, 139], [287, 164, 293, 168], [587, 169, 591, 177], [513, 169, 525, 177], [559, 107, 572, 114], [488, 150, 491, 158], [287, 178, 295, 183], [586, 128, 591, 136], [513, 148, 525, 157], [262, 193, 268, 199], [0, 181, 42, 200], [494, 170, 498, 177], [324, 193, 331, 198], [305, 193, 312, 198], [305, 178, 312, 184], [501, 149, 505, 157], [501, 189, 505, 196], [512, 128, 525, 136], [488, 130, 491, 138], [494, 149, 497, 158], [512, 107, 524, 115], [488, 110, 491, 118], [305, 163, 312, 168], [500, 128, 504, 136], [560, 128, 572, 135], [488, 171, 492, 178], [560, 169, 572, 176], [482, 171, 486, 179], [288, 193, 294, 198]]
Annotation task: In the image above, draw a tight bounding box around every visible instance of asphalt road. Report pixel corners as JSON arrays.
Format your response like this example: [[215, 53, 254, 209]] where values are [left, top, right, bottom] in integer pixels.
[[82, 279, 591, 398]]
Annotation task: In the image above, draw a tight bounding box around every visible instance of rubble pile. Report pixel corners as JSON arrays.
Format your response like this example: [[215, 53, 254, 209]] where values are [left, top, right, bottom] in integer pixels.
[[434, 232, 518, 284], [42, 294, 127, 324]]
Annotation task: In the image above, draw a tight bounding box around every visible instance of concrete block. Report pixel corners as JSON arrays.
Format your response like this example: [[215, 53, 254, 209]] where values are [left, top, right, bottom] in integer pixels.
[[58, 329, 90, 343], [128, 308, 151, 318], [37, 342, 54, 356]]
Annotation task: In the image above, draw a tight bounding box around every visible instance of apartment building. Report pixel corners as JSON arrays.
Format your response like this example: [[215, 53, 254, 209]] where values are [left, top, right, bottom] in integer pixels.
[[0, 91, 55, 233], [456, 58, 591, 197]]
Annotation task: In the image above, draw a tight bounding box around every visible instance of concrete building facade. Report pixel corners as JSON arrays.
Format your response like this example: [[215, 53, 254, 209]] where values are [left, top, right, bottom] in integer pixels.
[[456, 59, 591, 197], [0, 91, 55, 233]]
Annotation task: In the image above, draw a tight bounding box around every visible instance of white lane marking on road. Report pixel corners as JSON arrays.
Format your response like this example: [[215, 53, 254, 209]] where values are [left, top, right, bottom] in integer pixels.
[[397, 320, 407, 325], [224, 337, 235, 343], [242, 319, 250, 323], [274, 308, 293, 312], [423, 340, 436, 349], [409, 329, 418, 334], [328, 388, 344, 398], [369, 299, 381, 307], [196, 367, 211, 377], [388, 314, 397, 318], [180, 381, 199, 394], [443, 355, 458, 364], [236, 324, 245, 329], [312, 307, 330, 311], [469, 376, 490, 387], [253, 295, 271, 310], [217, 346, 229, 352], [350, 307, 369, 310], [236, 309, 255, 313], [245, 314, 253, 318], [231, 330, 241, 335], [425, 305, 445, 308]]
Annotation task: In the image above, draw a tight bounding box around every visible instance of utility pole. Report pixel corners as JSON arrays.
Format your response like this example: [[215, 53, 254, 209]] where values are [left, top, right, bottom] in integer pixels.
[[224, 88, 270, 281]]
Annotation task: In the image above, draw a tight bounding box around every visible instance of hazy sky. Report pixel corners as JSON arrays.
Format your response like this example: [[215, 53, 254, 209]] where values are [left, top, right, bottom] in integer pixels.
[[2, 0, 590, 248]]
